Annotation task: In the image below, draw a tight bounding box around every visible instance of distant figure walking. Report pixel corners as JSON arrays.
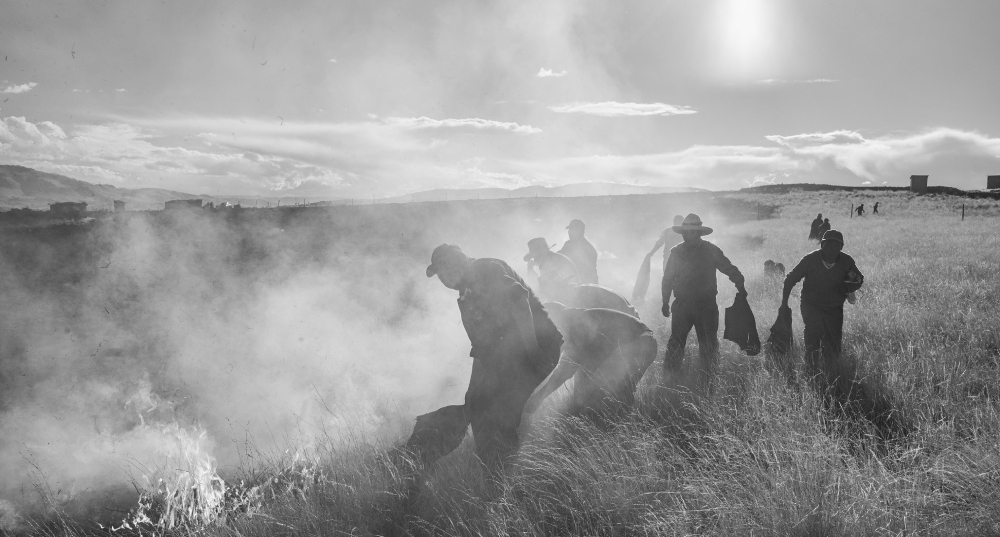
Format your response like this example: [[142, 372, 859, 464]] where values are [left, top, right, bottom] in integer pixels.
[[781, 230, 865, 391], [855, 204, 865, 217], [661, 214, 746, 388], [524, 237, 579, 298], [809, 213, 823, 240], [818, 218, 831, 238], [558, 219, 599, 284], [872, 202, 879, 214]]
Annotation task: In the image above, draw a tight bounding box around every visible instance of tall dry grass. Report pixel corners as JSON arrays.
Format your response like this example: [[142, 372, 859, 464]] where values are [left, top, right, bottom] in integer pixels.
[[10, 191, 1000, 536]]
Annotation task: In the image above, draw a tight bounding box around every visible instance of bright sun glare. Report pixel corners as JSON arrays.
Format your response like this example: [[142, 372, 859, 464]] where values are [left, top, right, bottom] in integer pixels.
[[712, 0, 778, 82]]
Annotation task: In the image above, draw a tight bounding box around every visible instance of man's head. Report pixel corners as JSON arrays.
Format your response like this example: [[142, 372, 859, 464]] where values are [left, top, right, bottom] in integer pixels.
[[566, 219, 586, 240], [523, 237, 553, 262], [672, 213, 713, 242], [817, 213, 822, 218], [824, 218, 830, 223], [426, 244, 470, 289], [820, 229, 844, 257]]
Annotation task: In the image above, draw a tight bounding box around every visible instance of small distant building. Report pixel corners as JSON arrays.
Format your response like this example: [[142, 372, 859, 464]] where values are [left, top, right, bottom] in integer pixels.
[[113, 200, 126, 212], [164, 199, 203, 211], [48, 201, 88, 216], [988, 176, 1000, 190], [910, 175, 928, 194]]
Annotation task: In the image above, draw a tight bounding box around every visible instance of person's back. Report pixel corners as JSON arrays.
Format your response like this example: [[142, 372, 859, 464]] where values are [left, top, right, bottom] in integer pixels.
[[559, 237, 599, 284], [551, 283, 638, 317]]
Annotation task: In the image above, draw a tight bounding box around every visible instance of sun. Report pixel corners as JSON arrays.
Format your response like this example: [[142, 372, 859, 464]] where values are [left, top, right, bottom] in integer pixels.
[[709, 0, 780, 83]]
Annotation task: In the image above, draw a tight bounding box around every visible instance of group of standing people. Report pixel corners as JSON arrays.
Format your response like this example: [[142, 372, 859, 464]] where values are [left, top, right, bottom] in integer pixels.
[[410, 211, 865, 476]]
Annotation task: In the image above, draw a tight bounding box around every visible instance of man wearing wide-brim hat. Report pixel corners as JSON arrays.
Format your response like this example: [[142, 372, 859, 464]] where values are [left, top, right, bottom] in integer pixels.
[[781, 229, 865, 389], [661, 213, 747, 384], [524, 237, 579, 298]]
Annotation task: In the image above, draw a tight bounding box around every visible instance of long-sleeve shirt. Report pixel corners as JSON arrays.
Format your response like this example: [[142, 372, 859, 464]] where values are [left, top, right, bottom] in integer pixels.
[[783, 250, 864, 309], [661, 240, 744, 303], [559, 238, 599, 284]]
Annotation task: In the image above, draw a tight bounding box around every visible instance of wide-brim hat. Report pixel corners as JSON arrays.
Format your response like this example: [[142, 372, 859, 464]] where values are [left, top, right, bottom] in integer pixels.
[[523, 237, 555, 261], [426, 244, 466, 277], [821, 229, 844, 244], [672, 213, 713, 235], [566, 219, 585, 230]]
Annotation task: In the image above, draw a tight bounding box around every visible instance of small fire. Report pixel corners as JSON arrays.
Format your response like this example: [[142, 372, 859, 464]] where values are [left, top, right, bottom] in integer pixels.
[[116, 423, 226, 531]]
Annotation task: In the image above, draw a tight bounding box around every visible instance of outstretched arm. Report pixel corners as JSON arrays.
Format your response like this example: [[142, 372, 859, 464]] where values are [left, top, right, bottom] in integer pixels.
[[781, 256, 808, 307], [523, 355, 578, 414]]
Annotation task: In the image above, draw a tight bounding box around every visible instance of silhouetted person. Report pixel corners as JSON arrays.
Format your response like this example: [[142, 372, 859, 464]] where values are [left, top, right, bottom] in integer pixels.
[[653, 215, 686, 269], [872, 202, 879, 214], [559, 219, 599, 284], [524, 237, 578, 298], [781, 229, 865, 391], [855, 204, 865, 217], [421, 244, 562, 473], [818, 218, 831, 238], [764, 260, 785, 278], [524, 304, 657, 419], [631, 215, 683, 306], [661, 214, 746, 387], [809, 213, 823, 240]]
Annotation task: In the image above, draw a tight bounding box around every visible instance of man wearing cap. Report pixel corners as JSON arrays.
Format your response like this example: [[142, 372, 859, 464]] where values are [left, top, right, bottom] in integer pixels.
[[424, 244, 562, 472], [781, 229, 864, 385], [524, 237, 579, 298], [558, 219, 599, 284], [661, 214, 747, 382]]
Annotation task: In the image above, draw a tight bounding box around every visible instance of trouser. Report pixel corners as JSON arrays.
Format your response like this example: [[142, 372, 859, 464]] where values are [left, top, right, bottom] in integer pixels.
[[663, 298, 719, 377], [571, 332, 658, 416], [800, 301, 844, 389], [466, 342, 559, 472]]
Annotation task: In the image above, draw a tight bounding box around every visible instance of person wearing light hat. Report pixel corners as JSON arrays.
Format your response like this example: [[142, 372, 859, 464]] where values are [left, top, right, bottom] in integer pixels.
[[661, 213, 747, 384], [524, 237, 579, 298], [781, 229, 865, 387], [419, 244, 562, 473], [558, 219, 599, 284]]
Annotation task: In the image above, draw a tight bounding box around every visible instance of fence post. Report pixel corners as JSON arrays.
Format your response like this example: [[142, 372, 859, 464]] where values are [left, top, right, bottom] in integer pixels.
[[850, 204, 854, 218], [962, 204, 965, 220]]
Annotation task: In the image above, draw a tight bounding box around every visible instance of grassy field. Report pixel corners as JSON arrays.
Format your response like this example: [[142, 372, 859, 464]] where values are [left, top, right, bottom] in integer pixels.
[[3, 190, 1000, 536]]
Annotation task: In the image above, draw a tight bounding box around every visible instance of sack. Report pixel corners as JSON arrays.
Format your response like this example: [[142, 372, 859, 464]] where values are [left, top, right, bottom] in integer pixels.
[[723, 294, 761, 356], [630, 252, 653, 306], [766, 306, 794, 355], [401, 404, 469, 465]]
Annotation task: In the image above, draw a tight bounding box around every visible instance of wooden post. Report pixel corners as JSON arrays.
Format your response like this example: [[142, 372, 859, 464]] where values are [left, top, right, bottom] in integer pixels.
[[962, 204, 965, 220], [850, 203, 854, 218]]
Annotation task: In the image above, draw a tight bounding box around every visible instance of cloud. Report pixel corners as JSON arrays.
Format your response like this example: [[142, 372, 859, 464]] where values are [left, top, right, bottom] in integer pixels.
[[115, 88, 127, 93], [766, 130, 867, 149], [753, 78, 838, 85], [547, 101, 696, 117], [328, 59, 338, 63], [536, 68, 567, 78], [382, 116, 541, 135], [1, 82, 38, 94]]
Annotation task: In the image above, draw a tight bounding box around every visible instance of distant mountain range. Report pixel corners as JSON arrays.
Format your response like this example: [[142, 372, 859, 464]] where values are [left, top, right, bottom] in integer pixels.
[[383, 183, 705, 203], [0, 165, 708, 211]]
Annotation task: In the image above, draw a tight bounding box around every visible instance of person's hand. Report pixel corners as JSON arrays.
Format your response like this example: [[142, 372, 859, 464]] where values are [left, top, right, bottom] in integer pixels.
[[661, 303, 671, 318], [736, 284, 748, 298], [779, 301, 790, 311]]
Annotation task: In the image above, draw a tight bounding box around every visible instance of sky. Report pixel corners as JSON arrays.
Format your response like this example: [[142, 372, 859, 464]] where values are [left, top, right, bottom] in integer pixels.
[[1, 0, 999, 198]]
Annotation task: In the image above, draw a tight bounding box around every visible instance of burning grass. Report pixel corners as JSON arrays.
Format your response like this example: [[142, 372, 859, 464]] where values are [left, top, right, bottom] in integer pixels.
[[4, 191, 1000, 535]]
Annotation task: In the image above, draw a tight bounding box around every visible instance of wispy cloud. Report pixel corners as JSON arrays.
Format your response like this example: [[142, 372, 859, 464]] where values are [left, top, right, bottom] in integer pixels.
[[1, 82, 38, 94], [754, 78, 838, 85], [115, 88, 127, 93], [536, 68, 567, 78], [382, 116, 541, 135], [547, 101, 696, 117], [328, 59, 338, 63]]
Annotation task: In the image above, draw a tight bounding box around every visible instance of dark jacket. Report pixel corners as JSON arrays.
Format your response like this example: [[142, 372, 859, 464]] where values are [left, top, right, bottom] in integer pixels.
[[559, 237, 599, 284], [662, 240, 744, 303]]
